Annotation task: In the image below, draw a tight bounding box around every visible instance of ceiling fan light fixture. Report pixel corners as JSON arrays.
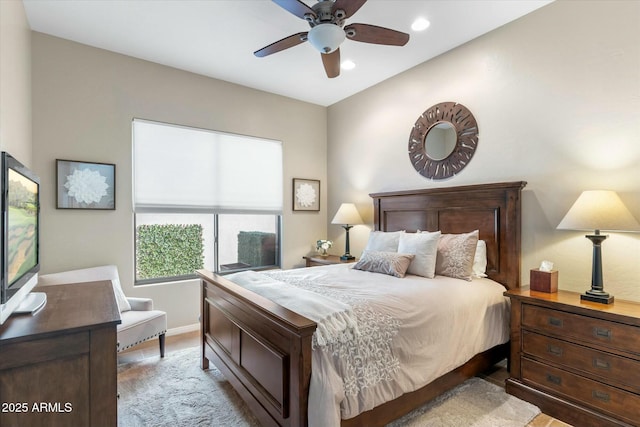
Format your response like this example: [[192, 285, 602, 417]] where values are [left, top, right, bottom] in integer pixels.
[[308, 23, 345, 54]]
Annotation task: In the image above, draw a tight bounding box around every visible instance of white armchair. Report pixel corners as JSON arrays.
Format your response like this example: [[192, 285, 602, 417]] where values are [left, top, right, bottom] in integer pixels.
[[38, 265, 167, 357]]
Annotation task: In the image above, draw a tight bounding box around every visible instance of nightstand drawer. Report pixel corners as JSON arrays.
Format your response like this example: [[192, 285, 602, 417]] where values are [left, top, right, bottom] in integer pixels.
[[522, 331, 640, 393], [522, 304, 640, 355], [522, 358, 640, 425]]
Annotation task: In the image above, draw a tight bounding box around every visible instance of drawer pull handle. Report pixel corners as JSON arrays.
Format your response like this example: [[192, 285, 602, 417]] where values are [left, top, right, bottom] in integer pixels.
[[594, 327, 612, 339], [546, 374, 562, 385], [592, 390, 610, 402], [547, 345, 564, 357], [548, 317, 563, 327], [593, 358, 611, 371]]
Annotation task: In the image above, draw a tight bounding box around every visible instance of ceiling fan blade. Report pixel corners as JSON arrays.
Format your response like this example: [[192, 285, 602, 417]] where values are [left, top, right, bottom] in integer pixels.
[[272, 0, 317, 21], [254, 32, 308, 57], [332, 0, 367, 19], [321, 49, 341, 78], [344, 23, 409, 46]]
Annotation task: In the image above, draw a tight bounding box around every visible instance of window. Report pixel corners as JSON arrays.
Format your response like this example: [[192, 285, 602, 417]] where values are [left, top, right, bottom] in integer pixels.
[[132, 119, 282, 284]]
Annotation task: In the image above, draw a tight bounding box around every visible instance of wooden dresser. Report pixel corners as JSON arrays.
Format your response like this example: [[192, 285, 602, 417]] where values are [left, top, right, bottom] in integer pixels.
[[505, 288, 640, 427], [0, 281, 121, 427]]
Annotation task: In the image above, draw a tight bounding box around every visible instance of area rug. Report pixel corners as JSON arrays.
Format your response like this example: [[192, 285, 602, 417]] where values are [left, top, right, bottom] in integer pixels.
[[118, 347, 540, 427]]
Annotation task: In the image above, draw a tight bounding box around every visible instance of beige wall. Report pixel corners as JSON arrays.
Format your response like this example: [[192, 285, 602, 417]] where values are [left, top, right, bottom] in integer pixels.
[[31, 33, 327, 329], [0, 0, 31, 163], [22, 0, 640, 331], [327, 1, 640, 301]]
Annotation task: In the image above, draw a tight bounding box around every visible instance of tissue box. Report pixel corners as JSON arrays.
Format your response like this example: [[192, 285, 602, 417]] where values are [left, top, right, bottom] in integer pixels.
[[530, 269, 558, 293]]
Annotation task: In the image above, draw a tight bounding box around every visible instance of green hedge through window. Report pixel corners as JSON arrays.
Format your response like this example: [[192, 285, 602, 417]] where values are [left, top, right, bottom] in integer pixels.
[[136, 224, 204, 280]]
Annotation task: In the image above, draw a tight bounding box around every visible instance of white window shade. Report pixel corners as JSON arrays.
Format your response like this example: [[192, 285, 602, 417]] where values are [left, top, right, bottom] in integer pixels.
[[133, 119, 282, 214], [214, 133, 283, 212]]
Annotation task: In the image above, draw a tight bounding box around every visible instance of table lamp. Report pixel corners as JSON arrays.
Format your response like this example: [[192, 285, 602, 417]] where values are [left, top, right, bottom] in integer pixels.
[[331, 203, 363, 261], [557, 190, 640, 304]]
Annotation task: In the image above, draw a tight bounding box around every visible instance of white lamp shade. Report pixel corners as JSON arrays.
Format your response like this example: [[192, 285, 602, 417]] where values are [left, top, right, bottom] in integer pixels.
[[557, 190, 640, 232], [307, 23, 345, 54], [331, 203, 363, 225]]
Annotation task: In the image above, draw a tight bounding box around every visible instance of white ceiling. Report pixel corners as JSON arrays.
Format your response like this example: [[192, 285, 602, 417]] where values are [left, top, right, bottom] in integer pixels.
[[23, 0, 552, 107]]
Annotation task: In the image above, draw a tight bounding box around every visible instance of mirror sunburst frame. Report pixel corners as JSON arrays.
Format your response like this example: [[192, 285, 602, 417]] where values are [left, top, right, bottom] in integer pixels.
[[408, 102, 479, 180]]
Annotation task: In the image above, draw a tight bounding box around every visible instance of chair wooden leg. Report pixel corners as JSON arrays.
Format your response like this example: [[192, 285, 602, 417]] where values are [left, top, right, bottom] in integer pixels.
[[159, 333, 166, 358]]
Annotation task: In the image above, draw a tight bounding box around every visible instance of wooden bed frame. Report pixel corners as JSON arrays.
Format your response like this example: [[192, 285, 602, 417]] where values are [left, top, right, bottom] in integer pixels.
[[198, 181, 526, 427]]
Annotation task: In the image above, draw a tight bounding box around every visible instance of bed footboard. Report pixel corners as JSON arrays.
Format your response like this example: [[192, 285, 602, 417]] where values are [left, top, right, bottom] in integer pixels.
[[198, 269, 316, 427]]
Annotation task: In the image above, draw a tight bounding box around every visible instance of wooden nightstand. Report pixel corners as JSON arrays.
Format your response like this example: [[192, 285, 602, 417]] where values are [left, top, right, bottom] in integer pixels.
[[303, 255, 356, 267], [504, 288, 640, 427]]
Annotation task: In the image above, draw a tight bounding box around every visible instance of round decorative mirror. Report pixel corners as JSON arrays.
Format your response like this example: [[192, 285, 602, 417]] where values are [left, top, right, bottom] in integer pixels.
[[425, 122, 457, 160], [408, 102, 478, 180]]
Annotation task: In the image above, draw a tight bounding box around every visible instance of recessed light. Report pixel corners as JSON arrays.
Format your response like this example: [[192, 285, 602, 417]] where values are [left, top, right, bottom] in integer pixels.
[[341, 60, 356, 70], [411, 17, 430, 32]]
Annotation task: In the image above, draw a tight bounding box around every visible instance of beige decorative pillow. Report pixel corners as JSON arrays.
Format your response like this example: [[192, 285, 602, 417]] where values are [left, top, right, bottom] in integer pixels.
[[353, 250, 415, 278], [398, 231, 441, 278], [435, 230, 479, 281]]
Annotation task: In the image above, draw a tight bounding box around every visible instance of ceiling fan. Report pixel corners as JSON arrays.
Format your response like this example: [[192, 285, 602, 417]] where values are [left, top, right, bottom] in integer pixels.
[[254, 0, 410, 78]]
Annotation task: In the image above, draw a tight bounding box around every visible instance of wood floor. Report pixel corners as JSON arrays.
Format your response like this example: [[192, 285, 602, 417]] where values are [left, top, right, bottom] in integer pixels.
[[118, 331, 571, 427]]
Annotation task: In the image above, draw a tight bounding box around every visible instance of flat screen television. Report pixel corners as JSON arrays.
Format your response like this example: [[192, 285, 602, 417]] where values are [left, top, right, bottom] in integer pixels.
[[0, 152, 44, 325]]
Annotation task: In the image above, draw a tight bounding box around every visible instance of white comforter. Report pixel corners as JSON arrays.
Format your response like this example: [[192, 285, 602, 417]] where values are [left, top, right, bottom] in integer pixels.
[[228, 264, 510, 427]]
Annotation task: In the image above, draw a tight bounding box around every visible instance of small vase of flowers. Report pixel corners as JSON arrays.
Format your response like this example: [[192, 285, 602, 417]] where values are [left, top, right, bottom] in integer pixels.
[[316, 239, 332, 257]]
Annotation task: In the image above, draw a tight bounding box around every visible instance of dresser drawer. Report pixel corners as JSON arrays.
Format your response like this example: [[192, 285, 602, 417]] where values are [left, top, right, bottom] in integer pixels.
[[522, 331, 640, 393], [522, 304, 640, 355], [522, 358, 640, 425]]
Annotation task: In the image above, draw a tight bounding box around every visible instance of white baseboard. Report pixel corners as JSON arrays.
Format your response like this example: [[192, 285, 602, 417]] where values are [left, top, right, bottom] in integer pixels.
[[166, 323, 199, 337]]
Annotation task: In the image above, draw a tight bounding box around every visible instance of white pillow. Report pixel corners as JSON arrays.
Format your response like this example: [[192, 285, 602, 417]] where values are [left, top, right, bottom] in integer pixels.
[[398, 231, 441, 278], [473, 240, 488, 278], [364, 231, 404, 252], [111, 278, 132, 312]]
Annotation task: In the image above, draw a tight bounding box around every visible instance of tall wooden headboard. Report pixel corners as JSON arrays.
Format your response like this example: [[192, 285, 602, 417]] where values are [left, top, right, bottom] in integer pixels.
[[370, 181, 526, 290]]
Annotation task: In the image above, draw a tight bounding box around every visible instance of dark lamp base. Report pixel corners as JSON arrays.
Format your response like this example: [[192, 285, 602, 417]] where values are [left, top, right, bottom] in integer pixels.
[[340, 254, 355, 261], [580, 291, 614, 304]]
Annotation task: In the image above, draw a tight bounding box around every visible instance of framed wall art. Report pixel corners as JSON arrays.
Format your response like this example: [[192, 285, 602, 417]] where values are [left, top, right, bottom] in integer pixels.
[[292, 178, 320, 211], [56, 159, 116, 210]]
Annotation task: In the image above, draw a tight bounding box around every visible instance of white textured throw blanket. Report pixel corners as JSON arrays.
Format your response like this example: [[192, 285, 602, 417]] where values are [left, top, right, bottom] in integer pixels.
[[225, 270, 359, 347], [228, 264, 510, 427]]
